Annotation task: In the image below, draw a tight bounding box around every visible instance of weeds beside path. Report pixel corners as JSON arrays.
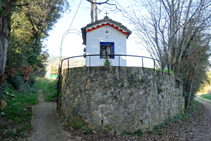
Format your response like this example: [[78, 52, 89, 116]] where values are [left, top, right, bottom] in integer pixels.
[[34, 77, 57, 102], [0, 83, 38, 140], [0, 77, 75, 141], [28, 77, 85, 141]]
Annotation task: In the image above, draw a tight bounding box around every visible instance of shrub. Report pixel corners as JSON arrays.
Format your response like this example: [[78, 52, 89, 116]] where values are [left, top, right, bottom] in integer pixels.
[[104, 57, 112, 66]]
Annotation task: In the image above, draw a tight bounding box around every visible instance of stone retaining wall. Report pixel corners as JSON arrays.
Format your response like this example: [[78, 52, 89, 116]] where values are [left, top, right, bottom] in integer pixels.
[[58, 67, 184, 134]]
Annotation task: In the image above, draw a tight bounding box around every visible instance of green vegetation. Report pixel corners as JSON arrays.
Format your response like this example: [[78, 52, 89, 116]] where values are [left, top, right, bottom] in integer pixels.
[[121, 129, 144, 137], [0, 77, 58, 140], [157, 68, 173, 74], [1, 0, 70, 89], [104, 57, 112, 66], [0, 82, 38, 139], [0, 6, 66, 139], [70, 119, 82, 130], [34, 77, 57, 102], [83, 128, 92, 134], [200, 94, 211, 100]]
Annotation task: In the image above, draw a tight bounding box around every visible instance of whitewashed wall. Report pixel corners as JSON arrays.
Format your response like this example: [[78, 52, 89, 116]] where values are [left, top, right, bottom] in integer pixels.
[[85, 25, 127, 66]]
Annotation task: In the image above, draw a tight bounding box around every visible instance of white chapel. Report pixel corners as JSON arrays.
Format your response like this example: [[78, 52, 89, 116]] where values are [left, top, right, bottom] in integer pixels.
[[81, 15, 132, 66]]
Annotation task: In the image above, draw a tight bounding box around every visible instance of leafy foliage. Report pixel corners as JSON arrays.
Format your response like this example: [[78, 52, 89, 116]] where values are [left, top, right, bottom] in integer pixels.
[[1, 0, 70, 90]]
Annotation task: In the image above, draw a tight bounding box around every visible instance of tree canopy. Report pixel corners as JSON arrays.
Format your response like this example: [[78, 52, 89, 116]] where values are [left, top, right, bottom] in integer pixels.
[[0, 0, 70, 91]]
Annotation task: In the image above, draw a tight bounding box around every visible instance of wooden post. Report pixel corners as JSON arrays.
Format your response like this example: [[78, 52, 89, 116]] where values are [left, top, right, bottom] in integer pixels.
[[91, 0, 94, 23], [94, 0, 98, 21]]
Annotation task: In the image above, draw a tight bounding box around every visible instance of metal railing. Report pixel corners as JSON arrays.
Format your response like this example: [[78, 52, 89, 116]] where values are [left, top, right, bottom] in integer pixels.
[[60, 54, 174, 75]]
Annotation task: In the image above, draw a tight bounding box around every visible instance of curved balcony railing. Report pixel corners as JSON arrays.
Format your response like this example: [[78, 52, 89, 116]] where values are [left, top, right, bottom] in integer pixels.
[[60, 54, 175, 75]]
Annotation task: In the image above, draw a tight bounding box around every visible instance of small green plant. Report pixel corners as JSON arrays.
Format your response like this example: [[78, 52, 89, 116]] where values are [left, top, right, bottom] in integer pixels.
[[157, 132, 164, 135], [181, 113, 189, 120], [104, 57, 112, 66], [165, 118, 172, 124], [153, 125, 159, 130], [120, 132, 127, 136], [120, 129, 144, 137], [157, 68, 173, 74], [157, 86, 163, 94], [160, 123, 166, 128], [134, 129, 144, 136], [84, 128, 92, 134], [80, 127, 92, 134], [70, 119, 82, 130]]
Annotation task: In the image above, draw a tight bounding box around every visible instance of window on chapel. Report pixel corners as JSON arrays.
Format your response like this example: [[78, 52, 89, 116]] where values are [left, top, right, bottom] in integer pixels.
[[100, 42, 114, 59]]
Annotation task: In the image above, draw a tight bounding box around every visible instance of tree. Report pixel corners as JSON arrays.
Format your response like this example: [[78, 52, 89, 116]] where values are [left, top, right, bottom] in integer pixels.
[[120, 0, 211, 108], [0, 0, 21, 85], [122, 0, 211, 63], [0, 0, 70, 86]]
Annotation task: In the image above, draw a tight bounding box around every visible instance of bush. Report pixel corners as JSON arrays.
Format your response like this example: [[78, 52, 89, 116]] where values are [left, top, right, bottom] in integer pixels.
[[7, 74, 23, 90]]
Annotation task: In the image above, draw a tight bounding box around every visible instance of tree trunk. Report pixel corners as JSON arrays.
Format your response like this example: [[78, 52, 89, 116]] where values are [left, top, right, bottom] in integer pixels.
[[94, 0, 97, 21], [185, 64, 198, 109], [0, 17, 9, 86], [185, 78, 193, 109]]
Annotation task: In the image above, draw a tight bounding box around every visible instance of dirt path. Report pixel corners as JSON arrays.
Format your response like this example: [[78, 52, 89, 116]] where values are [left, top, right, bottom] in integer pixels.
[[27, 90, 80, 141]]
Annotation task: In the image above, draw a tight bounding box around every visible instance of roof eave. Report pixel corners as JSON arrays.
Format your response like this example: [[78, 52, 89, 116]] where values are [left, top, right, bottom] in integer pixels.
[[81, 16, 132, 45]]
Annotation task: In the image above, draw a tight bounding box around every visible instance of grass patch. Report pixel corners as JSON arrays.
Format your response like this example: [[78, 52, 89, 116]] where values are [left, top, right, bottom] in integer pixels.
[[0, 77, 57, 140], [0, 82, 38, 140], [2, 83, 38, 121], [34, 77, 57, 102], [200, 94, 211, 100]]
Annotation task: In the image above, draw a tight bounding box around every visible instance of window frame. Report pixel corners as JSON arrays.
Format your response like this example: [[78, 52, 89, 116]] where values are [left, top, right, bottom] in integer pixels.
[[100, 42, 115, 59]]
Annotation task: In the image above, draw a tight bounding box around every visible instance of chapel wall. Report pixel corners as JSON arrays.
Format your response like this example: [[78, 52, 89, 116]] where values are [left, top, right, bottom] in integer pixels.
[[86, 26, 127, 66], [58, 66, 184, 134]]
